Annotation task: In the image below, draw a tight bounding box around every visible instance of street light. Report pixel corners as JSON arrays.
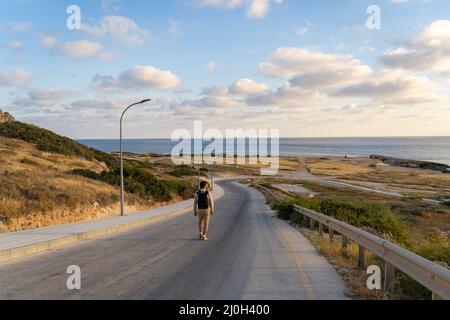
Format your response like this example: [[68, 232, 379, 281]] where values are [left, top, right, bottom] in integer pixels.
[[120, 99, 152, 217]]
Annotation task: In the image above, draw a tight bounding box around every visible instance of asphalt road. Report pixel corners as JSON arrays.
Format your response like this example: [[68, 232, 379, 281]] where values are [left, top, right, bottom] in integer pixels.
[[0, 180, 348, 300]]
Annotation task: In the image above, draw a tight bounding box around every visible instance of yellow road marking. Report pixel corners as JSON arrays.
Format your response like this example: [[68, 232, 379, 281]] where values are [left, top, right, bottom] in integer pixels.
[[278, 223, 315, 300]]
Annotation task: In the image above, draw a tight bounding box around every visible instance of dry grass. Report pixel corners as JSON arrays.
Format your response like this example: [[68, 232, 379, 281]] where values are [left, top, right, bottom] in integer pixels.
[[342, 170, 450, 195], [306, 158, 377, 177], [0, 136, 149, 232], [305, 156, 450, 198]]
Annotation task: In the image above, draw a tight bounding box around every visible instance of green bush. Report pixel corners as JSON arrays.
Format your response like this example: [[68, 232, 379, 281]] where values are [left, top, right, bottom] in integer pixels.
[[416, 234, 450, 265], [168, 165, 198, 177], [394, 272, 431, 300], [277, 197, 407, 243], [71, 165, 194, 202], [71, 169, 101, 180], [0, 121, 116, 166]]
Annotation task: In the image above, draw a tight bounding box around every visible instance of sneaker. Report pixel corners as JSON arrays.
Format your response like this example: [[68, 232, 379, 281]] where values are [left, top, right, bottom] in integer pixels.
[[199, 233, 204, 240], [203, 236, 208, 241]]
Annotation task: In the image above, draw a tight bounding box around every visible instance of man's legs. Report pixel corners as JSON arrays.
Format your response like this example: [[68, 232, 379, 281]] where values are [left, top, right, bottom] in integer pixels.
[[202, 212, 211, 238], [198, 209, 211, 240], [198, 214, 204, 235]]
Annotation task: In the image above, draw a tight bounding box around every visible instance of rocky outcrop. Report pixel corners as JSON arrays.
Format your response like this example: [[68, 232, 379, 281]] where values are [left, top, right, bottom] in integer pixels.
[[370, 155, 450, 173], [0, 109, 15, 124]]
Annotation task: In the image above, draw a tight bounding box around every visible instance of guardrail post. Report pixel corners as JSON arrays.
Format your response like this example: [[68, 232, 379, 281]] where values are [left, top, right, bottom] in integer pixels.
[[310, 218, 314, 230], [329, 228, 334, 243], [342, 236, 348, 249], [358, 245, 366, 269], [384, 261, 395, 294], [319, 223, 323, 236]]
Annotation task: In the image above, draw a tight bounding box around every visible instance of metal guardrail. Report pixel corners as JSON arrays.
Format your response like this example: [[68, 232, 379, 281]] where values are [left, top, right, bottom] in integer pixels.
[[257, 185, 450, 300]]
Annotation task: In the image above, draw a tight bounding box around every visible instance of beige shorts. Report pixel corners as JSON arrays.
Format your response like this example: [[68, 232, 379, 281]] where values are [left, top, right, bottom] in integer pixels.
[[198, 209, 211, 218]]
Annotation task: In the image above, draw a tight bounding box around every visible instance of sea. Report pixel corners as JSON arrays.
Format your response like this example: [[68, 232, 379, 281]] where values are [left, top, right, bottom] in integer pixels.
[[78, 136, 450, 166]]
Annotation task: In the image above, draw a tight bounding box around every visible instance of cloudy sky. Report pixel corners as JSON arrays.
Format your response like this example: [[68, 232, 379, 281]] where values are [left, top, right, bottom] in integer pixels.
[[0, 0, 449, 139]]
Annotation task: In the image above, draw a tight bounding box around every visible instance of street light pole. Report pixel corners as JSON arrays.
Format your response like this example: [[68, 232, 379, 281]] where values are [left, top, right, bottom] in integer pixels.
[[120, 99, 152, 217]]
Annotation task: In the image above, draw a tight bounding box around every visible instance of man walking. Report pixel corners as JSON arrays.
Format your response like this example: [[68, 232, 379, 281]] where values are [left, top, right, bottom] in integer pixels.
[[194, 181, 214, 241]]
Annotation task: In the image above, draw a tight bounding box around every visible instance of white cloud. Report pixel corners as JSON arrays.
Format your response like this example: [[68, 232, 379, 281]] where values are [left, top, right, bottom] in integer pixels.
[[39, 34, 57, 48], [201, 78, 268, 98], [201, 86, 229, 96], [39, 36, 104, 60], [13, 89, 75, 108], [247, 0, 270, 19], [260, 47, 372, 81], [196, 0, 245, 10], [289, 67, 372, 89], [229, 78, 268, 95], [91, 65, 182, 91], [60, 40, 103, 60], [195, 0, 282, 19], [260, 47, 373, 91], [83, 16, 151, 46], [167, 18, 184, 38], [177, 95, 238, 109], [207, 61, 218, 71], [0, 69, 33, 86], [331, 69, 444, 105], [380, 20, 450, 76], [246, 85, 326, 107]]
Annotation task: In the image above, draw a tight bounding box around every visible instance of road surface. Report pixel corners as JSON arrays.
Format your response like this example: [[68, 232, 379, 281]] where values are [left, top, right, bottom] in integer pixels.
[[0, 180, 348, 300]]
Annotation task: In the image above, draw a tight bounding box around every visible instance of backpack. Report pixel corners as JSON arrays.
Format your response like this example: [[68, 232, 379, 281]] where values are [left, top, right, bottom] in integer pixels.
[[197, 191, 209, 210]]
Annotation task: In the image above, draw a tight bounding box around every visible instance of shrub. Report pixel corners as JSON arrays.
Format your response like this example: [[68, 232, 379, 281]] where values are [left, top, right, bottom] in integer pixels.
[[168, 165, 198, 177], [0, 121, 116, 166], [71, 165, 195, 202], [277, 197, 407, 243], [71, 169, 100, 180]]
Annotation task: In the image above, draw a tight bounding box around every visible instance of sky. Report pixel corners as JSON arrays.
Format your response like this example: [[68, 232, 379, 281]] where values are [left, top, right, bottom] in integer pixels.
[[0, 0, 449, 139]]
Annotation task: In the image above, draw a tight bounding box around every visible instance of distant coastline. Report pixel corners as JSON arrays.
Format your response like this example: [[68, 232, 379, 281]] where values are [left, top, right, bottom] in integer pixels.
[[78, 136, 450, 166]]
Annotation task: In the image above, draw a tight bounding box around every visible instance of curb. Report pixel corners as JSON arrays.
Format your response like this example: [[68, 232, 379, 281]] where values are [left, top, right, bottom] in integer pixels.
[[0, 184, 225, 264]]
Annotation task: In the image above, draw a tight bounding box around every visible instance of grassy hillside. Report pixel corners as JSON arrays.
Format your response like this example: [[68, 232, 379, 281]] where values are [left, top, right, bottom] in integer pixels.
[[0, 119, 195, 233]]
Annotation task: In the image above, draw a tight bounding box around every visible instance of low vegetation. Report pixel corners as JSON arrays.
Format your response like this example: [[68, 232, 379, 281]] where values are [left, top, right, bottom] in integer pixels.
[[0, 119, 196, 232], [168, 165, 199, 177], [0, 121, 116, 166], [72, 166, 194, 202], [277, 197, 407, 243]]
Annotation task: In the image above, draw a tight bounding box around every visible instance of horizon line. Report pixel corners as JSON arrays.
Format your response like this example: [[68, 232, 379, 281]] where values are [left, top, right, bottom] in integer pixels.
[[76, 135, 450, 141]]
